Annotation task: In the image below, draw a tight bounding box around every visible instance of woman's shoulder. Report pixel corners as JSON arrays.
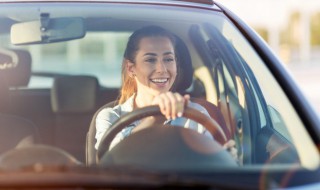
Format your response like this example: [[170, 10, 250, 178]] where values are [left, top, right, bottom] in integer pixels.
[[96, 95, 134, 120], [96, 104, 121, 120]]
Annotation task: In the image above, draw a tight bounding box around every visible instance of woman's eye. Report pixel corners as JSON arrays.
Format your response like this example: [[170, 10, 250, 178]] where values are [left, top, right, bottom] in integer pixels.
[[164, 58, 175, 63], [145, 58, 157, 63]]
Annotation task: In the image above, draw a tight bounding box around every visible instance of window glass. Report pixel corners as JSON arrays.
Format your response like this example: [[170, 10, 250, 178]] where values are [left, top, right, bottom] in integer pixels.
[[218, 19, 319, 168], [26, 32, 131, 88]]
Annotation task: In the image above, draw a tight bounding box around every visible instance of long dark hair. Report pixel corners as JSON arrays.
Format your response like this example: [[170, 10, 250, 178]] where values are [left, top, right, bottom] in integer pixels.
[[119, 25, 177, 104]]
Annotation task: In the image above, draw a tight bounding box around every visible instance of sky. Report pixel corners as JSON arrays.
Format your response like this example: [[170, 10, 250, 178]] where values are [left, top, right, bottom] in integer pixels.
[[216, 0, 320, 28]]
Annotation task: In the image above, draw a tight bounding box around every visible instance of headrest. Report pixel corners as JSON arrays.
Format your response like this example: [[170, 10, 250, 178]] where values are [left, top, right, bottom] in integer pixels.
[[172, 36, 194, 93], [51, 76, 99, 114], [0, 48, 32, 87]]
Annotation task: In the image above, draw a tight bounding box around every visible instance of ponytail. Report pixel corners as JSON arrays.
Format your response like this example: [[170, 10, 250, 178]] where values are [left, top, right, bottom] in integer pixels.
[[118, 60, 136, 104]]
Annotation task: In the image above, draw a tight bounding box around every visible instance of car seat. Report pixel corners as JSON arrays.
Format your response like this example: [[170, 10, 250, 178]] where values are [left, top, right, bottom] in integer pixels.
[[0, 48, 39, 154], [51, 75, 99, 163]]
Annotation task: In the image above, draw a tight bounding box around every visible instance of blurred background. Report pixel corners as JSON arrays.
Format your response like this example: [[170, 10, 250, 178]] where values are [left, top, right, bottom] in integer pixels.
[[217, 0, 320, 116]]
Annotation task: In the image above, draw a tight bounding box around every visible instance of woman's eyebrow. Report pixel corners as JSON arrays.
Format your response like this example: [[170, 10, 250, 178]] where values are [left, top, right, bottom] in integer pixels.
[[163, 52, 174, 56], [143, 52, 157, 57], [143, 51, 174, 57]]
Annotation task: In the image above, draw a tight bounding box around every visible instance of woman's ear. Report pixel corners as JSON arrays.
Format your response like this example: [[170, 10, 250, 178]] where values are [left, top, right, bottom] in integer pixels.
[[126, 60, 135, 77]]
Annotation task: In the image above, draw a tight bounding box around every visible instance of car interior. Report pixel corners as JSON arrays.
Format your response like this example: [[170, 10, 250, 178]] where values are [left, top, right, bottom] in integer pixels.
[[0, 37, 300, 168], [0, 36, 233, 165], [0, 4, 310, 170]]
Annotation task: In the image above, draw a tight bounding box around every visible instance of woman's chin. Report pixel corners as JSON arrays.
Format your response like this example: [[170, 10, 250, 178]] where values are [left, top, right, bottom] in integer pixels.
[[151, 88, 170, 95]]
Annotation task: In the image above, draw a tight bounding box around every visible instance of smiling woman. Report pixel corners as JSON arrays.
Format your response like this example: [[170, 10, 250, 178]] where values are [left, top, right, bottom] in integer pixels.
[[94, 25, 232, 153], [0, 1, 320, 189]]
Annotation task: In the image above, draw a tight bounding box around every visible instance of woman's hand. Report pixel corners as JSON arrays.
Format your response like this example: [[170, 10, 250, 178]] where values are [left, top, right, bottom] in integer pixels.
[[132, 92, 189, 134], [151, 92, 190, 120], [223, 139, 238, 162]]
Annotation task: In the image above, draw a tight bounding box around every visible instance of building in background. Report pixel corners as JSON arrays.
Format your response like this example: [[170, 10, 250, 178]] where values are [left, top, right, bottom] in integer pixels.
[[219, 0, 320, 64]]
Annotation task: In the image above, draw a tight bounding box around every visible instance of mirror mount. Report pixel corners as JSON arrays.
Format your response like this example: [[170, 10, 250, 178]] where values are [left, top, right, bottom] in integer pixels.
[[40, 13, 50, 42]]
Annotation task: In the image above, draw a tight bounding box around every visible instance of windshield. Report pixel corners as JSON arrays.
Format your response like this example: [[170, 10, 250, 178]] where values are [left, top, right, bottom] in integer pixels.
[[0, 1, 319, 188], [28, 32, 130, 88]]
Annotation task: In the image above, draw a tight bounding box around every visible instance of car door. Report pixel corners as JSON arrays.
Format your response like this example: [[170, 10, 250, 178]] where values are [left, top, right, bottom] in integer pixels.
[[189, 21, 301, 166]]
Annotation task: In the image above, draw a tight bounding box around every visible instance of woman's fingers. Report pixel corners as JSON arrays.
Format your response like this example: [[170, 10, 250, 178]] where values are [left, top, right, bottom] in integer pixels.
[[166, 93, 176, 119], [176, 94, 184, 118], [154, 93, 172, 120], [152, 92, 188, 120], [223, 139, 236, 148], [167, 92, 184, 119], [183, 94, 190, 107], [155, 95, 168, 119], [223, 140, 238, 161]]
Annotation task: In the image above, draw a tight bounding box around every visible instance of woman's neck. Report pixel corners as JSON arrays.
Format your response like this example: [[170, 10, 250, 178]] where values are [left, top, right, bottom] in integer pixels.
[[134, 93, 154, 109]]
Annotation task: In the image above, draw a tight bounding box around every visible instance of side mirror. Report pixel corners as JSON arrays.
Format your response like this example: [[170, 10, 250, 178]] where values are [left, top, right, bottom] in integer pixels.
[[11, 14, 85, 45]]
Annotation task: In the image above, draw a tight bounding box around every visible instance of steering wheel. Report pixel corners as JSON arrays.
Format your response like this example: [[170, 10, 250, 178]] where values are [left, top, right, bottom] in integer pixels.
[[97, 105, 227, 163]]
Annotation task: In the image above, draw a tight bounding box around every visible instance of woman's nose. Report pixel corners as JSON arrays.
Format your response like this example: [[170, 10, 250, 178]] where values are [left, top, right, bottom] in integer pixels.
[[155, 61, 167, 73]]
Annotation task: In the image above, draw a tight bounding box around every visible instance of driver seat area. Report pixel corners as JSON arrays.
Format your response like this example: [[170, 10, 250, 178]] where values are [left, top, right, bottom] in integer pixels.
[[86, 34, 230, 166]]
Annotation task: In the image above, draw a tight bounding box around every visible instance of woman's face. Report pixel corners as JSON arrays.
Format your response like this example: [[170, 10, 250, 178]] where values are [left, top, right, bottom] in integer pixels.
[[128, 36, 177, 97]]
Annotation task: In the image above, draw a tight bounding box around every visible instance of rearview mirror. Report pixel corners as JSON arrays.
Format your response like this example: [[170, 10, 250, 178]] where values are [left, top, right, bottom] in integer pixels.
[[11, 14, 85, 45]]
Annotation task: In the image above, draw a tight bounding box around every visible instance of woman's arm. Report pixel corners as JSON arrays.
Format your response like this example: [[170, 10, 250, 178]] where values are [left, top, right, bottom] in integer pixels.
[[95, 107, 133, 150]]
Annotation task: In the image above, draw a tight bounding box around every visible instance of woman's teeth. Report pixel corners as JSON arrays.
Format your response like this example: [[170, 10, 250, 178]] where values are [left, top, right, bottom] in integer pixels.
[[151, 78, 168, 83]]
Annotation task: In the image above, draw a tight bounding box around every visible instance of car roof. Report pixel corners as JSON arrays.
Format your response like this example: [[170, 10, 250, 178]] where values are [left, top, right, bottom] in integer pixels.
[[1, 0, 216, 7], [0, 0, 223, 31]]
